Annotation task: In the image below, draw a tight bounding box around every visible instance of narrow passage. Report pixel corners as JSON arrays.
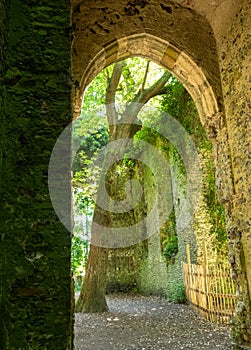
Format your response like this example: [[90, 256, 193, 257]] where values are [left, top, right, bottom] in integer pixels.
[[74, 294, 231, 349]]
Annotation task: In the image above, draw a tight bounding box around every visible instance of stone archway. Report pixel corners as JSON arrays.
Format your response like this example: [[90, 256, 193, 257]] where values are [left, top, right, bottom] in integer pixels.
[[72, 30, 224, 273], [74, 33, 219, 130], [71, 1, 251, 347], [72, 33, 224, 221], [72, 34, 222, 303], [71, 27, 234, 325]]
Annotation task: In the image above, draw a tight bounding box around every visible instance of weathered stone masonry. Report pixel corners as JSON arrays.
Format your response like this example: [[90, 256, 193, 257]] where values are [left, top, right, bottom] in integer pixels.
[[0, 0, 73, 349], [218, 1, 251, 347], [0, 0, 250, 349]]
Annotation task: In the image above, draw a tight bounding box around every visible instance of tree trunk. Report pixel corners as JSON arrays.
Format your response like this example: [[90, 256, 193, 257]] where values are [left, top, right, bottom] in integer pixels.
[[75, 244, 109, 312], [75, 125, 140, 313]]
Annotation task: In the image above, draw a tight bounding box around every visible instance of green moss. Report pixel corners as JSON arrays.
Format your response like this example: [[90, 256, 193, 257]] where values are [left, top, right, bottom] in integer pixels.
[[1, 0, 73, 348], [203, 149, 227, 250], [163, 234, 178, 259]]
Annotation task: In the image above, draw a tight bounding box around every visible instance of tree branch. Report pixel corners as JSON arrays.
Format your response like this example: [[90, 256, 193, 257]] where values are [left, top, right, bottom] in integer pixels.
[[140, 60, 150, 93], [138, 70, 171, 104], [121, 71, 171, 124], [105, 61, 125, 125]]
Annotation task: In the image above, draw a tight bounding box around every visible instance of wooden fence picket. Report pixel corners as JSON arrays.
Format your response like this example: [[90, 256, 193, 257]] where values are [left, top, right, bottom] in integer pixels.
[[182, 244, 237, 324]]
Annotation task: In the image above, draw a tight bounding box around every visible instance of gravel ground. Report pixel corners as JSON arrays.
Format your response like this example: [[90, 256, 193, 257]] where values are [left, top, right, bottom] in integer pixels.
[[74, 294, 232, 350]]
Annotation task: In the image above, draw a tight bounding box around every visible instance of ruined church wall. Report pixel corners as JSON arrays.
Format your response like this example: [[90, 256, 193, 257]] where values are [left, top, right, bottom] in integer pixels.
[[0, 0, 73, 348], [215, 1, 251, 347]]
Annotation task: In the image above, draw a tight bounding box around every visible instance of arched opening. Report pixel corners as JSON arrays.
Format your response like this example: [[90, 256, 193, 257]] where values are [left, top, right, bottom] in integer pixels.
[[70, 31, 235, 346], [71, 53, 229, 299], [73, 33, 220, 132]]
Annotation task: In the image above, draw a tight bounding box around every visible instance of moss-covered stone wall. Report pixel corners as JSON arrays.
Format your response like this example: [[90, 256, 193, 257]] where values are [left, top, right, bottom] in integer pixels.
[[137, 161, 169, 297], [138, 232, 169, 297], [0, 1, 73, 349], [217, 1, 251, 347], [106, 243, 147, 294], [164, 148, 196, 302]]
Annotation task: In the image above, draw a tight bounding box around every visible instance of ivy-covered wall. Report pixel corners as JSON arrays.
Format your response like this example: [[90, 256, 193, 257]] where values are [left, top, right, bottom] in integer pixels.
[[135, 84, 228, 302], [137, 161, 169, 297], [0, 1, 73, 349], [218, 1, 251, 346], [164, 148, 196, 302], [106, 243, 148, 294]]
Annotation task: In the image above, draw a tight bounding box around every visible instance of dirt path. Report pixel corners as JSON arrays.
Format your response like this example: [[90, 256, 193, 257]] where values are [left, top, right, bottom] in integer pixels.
[[74, 294, 232, 350]]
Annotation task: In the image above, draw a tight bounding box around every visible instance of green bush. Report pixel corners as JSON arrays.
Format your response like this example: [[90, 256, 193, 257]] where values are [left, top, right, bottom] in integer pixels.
[[163, 234, 178, 259], [71, 236, 89, 276]]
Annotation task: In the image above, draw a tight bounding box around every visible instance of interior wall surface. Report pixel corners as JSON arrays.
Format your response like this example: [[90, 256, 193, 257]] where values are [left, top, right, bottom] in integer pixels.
[[216, 0, 251, 347], [0, 0, 73, 349]]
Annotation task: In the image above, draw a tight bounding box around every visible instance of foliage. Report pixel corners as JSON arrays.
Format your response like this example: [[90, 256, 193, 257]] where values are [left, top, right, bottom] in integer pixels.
[[163, 234, 178, 259], [71, 129, 108, 276], [160, 78, 228, 259], [160, 78, 207, 146], [203, 151, 227, 252], [71, 236, 89, 276], [72, 126, 108, 172], [74, 188, 95, 215], [160, 209, 178, 262], [168, 281, 187, 303]]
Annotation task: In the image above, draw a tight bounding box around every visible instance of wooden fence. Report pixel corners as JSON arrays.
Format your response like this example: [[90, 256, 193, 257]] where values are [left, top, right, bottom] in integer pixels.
[[182, 244, 236, 324]]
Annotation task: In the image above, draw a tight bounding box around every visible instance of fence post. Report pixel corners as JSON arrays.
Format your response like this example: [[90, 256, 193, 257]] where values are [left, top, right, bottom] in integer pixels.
[[186, 244, 191, 266], [186, 244, 191, 302], [203, 241, 210, 320]]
